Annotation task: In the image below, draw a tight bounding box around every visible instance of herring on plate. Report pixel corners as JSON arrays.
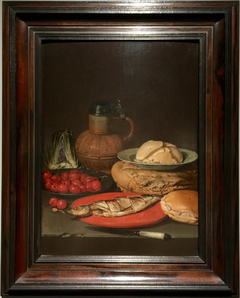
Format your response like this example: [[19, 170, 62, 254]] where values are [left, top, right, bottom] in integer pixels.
[[70, 194, 161, 218]]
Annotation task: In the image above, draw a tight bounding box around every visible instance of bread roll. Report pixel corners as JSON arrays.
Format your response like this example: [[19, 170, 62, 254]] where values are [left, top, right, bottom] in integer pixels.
[[111, 161, 198, 196], [160, 190, 198, 225], [135, 140, 183, 164]]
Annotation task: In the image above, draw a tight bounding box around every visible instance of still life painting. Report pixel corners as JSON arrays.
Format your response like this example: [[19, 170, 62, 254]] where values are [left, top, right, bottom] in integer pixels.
[[2, 1, 238, 296], [41, 40, 199, 257]]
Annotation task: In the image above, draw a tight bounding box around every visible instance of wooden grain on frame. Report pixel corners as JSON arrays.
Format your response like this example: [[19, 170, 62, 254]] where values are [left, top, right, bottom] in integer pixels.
[[1, 1, 239, 297]]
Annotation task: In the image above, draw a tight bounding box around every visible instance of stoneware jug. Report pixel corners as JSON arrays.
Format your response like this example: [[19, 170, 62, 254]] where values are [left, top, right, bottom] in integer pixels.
[[75, 100, 134, 173]]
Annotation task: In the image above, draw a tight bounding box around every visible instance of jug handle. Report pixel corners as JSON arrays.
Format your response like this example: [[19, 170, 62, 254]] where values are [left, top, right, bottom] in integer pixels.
[[113, 117, 134, 143]]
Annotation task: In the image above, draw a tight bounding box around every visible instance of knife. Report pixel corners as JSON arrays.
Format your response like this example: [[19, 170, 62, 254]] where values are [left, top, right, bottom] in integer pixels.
[[88, 227, 171, 241]]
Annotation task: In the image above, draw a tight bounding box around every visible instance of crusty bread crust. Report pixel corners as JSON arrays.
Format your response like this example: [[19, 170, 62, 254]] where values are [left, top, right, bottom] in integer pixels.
[[111, 161, 198, 196], [164, 212, 198, 225], [160, 190, 198, 225]]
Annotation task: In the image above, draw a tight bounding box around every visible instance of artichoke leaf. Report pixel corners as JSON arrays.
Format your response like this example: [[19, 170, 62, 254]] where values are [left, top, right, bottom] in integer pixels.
[[43, 129, 80, 170]]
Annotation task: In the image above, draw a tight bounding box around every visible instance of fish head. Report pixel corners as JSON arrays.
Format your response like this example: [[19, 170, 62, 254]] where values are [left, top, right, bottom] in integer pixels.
[[71, 205, 91, 217]]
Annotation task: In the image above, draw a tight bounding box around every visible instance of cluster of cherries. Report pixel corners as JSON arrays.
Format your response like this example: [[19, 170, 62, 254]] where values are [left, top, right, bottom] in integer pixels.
[[49, 197, 68, 209], [43, 169, 102, 194]]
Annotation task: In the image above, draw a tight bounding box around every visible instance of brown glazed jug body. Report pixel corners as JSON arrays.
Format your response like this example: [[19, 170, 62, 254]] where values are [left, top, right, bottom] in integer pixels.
[[75, 101, 134, 173]]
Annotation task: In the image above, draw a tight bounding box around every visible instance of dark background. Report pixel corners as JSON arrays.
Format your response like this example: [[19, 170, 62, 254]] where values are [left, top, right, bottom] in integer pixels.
[[41, 41, 199, 153]]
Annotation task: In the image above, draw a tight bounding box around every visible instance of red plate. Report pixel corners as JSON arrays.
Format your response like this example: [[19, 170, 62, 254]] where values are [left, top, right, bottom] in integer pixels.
[[71, 192, 168, 228]]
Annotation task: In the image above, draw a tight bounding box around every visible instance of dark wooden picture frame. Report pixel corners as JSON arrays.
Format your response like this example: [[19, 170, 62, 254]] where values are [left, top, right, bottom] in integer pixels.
[[1, 1, 239, 297]]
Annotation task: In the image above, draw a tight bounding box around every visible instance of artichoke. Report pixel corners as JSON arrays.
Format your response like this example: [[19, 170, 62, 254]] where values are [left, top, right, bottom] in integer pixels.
[[43, 129, 80, 170]]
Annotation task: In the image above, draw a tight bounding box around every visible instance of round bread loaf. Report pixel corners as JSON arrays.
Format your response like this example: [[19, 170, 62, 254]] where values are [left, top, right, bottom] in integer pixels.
[[136, 140, 183, 164], [160, 190, 198, 225], [111, 161, 198, 196]]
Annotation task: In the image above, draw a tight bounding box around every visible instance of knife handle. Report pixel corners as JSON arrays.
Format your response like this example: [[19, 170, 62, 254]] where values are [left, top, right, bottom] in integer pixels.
[[137, 231, 170, 240]]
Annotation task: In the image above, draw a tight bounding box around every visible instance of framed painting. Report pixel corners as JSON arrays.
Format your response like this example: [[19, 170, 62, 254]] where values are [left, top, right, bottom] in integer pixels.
[[1, 1, 239, 297]]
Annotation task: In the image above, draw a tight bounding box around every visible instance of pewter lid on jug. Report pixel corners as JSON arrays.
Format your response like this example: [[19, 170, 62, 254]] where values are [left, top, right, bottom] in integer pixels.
[[88, 101, 115, 116]]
